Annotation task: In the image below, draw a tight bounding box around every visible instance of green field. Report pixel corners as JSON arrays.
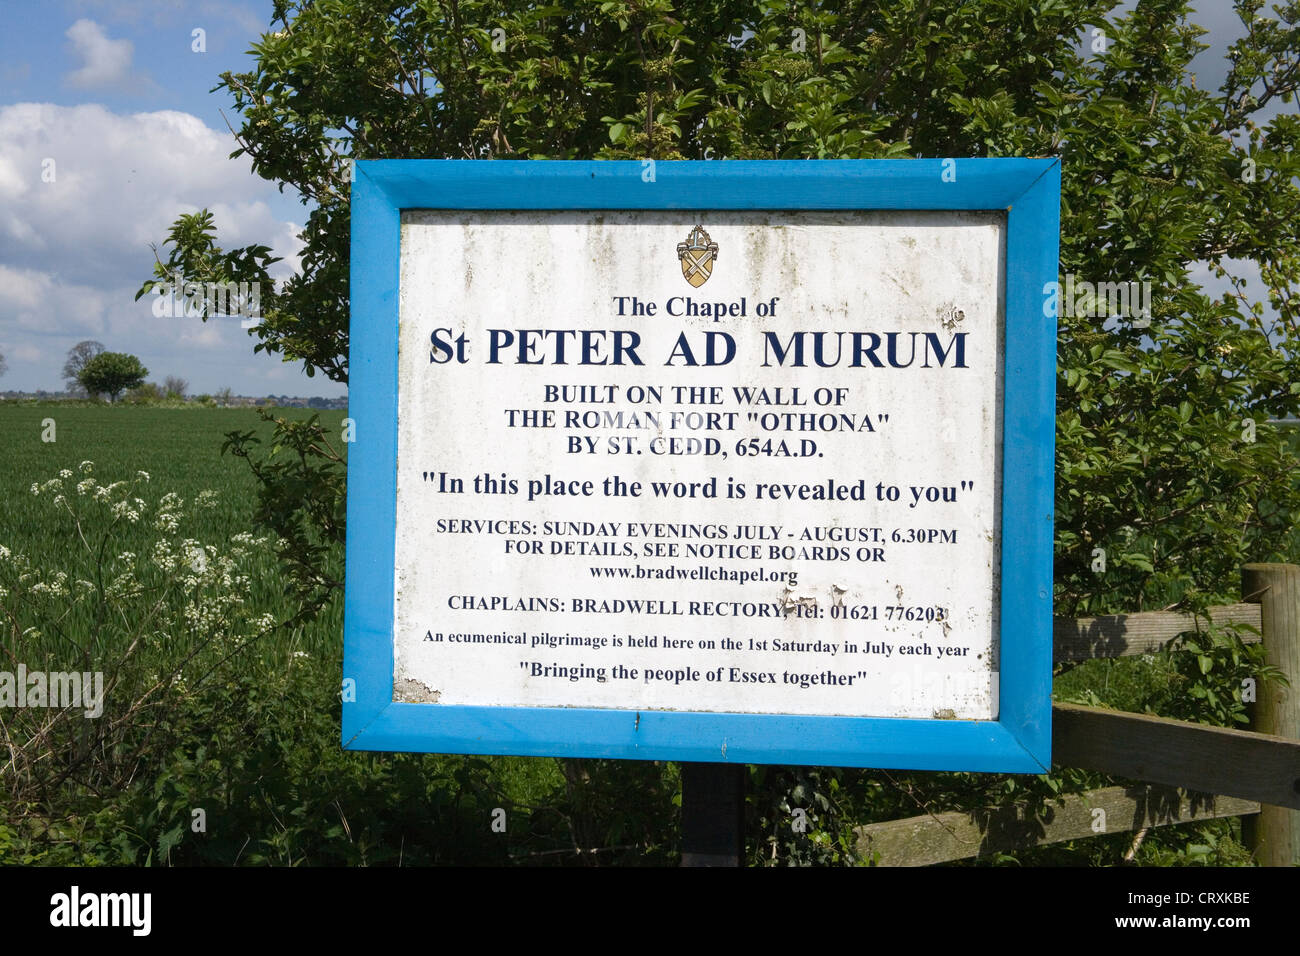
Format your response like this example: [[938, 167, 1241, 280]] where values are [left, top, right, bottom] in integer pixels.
[[2, 403, 344, 537], [1, 403, 346, 663]]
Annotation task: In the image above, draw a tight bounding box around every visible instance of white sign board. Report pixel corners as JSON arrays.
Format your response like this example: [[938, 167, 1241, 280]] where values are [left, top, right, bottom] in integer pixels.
[[391, 209, 1003, 720]]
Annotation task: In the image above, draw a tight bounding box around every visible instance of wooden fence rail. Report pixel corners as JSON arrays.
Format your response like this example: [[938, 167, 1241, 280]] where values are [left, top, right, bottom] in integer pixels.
[[856, 784, 1259, 867], [1053, 703, 1300, 811], [1053, 603, 1261, 662]]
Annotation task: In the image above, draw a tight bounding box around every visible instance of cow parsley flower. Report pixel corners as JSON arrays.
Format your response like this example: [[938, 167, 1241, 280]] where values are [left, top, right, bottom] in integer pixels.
[[111, 500, 141, 522]]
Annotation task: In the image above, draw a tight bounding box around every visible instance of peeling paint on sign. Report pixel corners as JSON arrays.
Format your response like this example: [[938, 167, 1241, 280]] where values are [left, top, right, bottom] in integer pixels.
[[394, 677, 441, 704]]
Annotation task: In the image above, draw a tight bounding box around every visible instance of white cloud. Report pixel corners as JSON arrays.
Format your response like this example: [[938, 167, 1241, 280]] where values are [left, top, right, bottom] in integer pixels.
[[0, 103, 302, 286], [0, 264, 61, 312], [64, 19, 145, 91], [0, 264, 112, 340], [5, 344, 44, 364], [0, 103, 315, 395]]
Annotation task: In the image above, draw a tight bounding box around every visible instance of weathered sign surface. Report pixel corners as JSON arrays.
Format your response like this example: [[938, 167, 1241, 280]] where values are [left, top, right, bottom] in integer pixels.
[[343, 160, 1058, 770], [394, 209, 1002, 720]]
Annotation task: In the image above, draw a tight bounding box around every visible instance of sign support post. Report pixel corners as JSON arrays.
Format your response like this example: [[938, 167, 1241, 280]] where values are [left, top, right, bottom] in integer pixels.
[[680, 763, 746, 866]]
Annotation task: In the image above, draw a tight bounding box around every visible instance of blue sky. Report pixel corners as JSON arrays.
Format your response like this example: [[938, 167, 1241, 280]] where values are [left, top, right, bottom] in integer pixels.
[[0, 1, 1273, 397], [0, 0, 330, 396]]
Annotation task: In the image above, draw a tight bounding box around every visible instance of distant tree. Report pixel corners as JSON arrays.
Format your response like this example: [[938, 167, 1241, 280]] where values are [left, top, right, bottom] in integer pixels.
[[214, 386, 234, 406], [78, 352, 148, 403], [0, 352, 7, 377], [62, 340, 105, 396], [163, 375, 189, 398]]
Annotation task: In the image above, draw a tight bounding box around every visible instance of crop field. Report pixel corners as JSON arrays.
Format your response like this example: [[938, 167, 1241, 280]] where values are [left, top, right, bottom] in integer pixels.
[[1, 403, 346, 665], [1, 402, 343, 556]]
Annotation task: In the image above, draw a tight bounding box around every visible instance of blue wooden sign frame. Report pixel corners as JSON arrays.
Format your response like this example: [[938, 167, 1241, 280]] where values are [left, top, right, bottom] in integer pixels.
[[344, 159, 1059, 772]]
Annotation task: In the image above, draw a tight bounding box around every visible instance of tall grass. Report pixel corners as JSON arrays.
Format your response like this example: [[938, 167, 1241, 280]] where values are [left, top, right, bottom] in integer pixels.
[[0, 405, 348, 834], [0, 404, 346, 663]]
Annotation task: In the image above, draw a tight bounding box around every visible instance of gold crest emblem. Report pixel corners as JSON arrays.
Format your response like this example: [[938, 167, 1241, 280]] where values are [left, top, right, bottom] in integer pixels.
[[677, 225, 718, 288]]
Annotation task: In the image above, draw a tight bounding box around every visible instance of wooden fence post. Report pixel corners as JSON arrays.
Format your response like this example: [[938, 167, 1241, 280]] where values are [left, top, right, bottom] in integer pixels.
[[1241, 563, 1300, 866]]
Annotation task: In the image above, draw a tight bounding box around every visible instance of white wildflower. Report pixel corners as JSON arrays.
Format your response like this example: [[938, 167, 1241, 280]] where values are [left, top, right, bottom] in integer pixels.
[[79, 460, 93, 474], [136, 470, 151, 482], [30, 579, 67, 597], [59, 469, 72, 479], [152, 539, 178, 572]]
